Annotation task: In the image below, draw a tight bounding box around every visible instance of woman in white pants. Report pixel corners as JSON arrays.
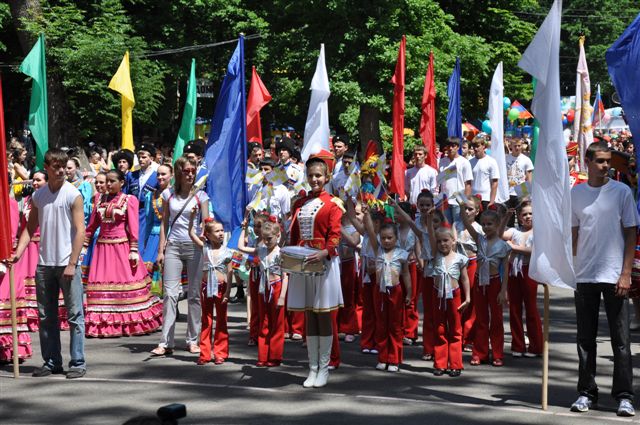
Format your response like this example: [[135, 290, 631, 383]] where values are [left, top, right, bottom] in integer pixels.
[[151, 157, 209, 355]]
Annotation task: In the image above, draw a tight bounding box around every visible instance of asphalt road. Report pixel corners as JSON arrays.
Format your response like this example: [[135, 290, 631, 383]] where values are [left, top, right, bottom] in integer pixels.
[[1, 286, 639, 425]]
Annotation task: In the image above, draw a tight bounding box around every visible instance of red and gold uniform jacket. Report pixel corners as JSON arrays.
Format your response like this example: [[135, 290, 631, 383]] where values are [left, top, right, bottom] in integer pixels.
[[289, 190, 343, 258], [569, 171, 588, 188]]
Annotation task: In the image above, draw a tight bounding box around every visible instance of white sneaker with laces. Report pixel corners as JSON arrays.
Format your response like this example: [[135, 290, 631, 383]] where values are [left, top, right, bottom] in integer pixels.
[[617, 399, 635, 417], [375, 362, 387, 371], [570, 396, 595, 413], [387, 364, 399, 373]]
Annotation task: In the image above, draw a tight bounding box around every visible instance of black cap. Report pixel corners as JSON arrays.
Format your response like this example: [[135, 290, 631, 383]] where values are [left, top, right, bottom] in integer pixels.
[[184, 139, 205, 157], [113, 149, 134, 169], [136, 143, 157, 157], [275, 137, 296, 155], [248, 142, 262, 153], [333, 134, 349, 146]]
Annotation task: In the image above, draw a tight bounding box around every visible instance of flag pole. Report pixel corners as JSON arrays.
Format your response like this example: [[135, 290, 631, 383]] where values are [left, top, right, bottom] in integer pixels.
[[9, 264, 19, 378], [542, 283, 550, 410]]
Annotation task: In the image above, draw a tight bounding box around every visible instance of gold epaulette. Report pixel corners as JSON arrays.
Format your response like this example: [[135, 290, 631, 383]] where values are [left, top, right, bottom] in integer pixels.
[[331, 196, 346, 213]]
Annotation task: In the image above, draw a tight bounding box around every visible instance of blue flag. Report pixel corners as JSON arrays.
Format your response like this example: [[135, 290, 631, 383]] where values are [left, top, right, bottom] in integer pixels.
[[205, 36, 247, 231], [606, 13, 640, 201], [446, 57, 462, 139]]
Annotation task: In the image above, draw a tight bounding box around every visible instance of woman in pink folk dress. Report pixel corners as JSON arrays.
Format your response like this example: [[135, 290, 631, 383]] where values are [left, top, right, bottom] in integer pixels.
[[84, 170, 162, 337], [0, 198, 32, 361]]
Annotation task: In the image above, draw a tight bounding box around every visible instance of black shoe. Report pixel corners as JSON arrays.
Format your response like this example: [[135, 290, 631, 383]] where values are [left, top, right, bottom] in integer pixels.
[[449, 369, 462, 377], [32, 365, 64, 377], [66, 368, 86, 379], [228, 296, 241, 304], [433, 368, 445, 376]]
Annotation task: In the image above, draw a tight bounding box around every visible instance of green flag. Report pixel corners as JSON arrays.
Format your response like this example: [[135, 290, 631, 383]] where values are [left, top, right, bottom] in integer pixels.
[[173, 59, 197, 163], [530, 78, 539, 165], [19, 34, 48, 170]]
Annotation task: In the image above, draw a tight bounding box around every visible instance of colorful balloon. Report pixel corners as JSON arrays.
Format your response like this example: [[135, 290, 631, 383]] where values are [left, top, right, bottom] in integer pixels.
[[567, 109, 575, 123], [508, 108, 520, 122], [562, 115, 568, 126], [503, 97, 511, 111], [481, 120, 492, 134]]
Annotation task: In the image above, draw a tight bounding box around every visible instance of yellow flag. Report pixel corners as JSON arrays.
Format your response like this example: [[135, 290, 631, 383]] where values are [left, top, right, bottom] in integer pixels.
[[109, 51, 135, 151]]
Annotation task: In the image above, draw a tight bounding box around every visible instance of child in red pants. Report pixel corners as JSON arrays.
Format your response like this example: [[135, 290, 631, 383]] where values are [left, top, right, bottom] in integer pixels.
[[239, 216, 288, 366], [346, 198, 379, 354], [189, 215, 232, 365], [426, 208, 471, 376], [338, 218, 361, 342], [246, 213, 267, 346], [364, 208, 411, 373], [454, 196, 482, 350], [462, 207, 511, 367], [503, 200, 542, 357], [397, 202, 419, 345]]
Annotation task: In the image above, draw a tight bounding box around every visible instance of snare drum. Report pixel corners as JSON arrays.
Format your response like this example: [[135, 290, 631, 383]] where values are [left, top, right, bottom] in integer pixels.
[[281, 246, 326, 275]]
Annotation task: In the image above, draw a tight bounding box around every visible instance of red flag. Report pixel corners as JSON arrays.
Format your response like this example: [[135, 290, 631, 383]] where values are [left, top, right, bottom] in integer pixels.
[[246, 66, 272, 144], [0, 74, 12, 261], [389, 36, 406, 198], [420, 52, 437, 169]]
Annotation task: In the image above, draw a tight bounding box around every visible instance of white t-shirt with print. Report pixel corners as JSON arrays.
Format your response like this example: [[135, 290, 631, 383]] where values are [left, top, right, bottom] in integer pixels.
[[506, 154, 534, 196], [439, 155, 473, 197]]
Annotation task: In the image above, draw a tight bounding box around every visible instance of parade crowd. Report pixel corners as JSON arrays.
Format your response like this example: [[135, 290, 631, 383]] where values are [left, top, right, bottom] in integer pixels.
[[1, 129, 639, 416]]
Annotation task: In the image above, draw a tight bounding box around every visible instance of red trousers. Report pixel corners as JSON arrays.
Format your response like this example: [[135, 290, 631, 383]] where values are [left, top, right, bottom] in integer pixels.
[[403, 262, 419, 340], [338, 259, 360, 334], [508, 265, 542, 354], [257, 282, 285, 363], [360, 279, 377, 350], [421, 275, 436, 356], [373, 285, 404, 364], [330, 310, 341, 367], [249, 269, 260, 340], [472, 276, 504, 361], [199, 281, 228, 361], [434, 289, 463, 370], [462, 258, 478, 346], [285, 310, 305, 337]]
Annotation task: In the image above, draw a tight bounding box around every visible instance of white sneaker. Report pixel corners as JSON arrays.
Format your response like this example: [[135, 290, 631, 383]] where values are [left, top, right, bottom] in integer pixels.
[[512, 351, 523, 358], [570, 396, 595, 413], [524, 352, 539, 358], [344, 334, 355, 343], [387, 364, 399, 373], [361, 348, 371, 354], [370, 349, 379, 355], [617, 399, 635, 417], [375, 362, 387, 371]]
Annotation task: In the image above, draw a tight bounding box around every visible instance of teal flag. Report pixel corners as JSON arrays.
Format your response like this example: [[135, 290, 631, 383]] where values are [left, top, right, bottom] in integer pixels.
[[19, 34, 48, 170], [173, 58, 197, 163]]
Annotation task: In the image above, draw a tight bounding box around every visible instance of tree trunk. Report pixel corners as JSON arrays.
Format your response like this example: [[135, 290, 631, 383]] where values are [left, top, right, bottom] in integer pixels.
[[358, 104, 381, 160], [9, 0, 78, 150]]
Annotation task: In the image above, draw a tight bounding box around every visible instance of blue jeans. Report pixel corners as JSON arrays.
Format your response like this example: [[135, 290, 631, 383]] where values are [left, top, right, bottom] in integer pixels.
[[36, 265, 86, 370], [444, 202, 461, 225]]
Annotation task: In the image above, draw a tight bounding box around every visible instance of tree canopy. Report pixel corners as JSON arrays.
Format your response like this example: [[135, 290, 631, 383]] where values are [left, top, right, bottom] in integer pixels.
[[0, 0, 637, 151]]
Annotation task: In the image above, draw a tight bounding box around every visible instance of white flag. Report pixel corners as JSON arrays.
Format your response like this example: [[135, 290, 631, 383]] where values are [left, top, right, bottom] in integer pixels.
[[518, 0, 575, 289], [302, 44, 330, 161], [573, 37, 594, 170], [488, 62, 509, 204]]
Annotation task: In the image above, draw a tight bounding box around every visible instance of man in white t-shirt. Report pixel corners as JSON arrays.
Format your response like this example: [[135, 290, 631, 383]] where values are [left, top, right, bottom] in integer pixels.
[[570, 141, 638, 417], [13, 148, 87, 378], [438, 137, 473, 223], [469, 138, 500, 209], [404, 145, 438, 205], [328, 150, 354, 198]]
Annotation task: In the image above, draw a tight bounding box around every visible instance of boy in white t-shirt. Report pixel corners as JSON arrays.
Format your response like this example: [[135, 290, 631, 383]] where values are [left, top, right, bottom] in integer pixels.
[[438, 137, 473, 223], [505, 138, 533, 225], [570, 141, 638, 417], [405, 145, 438, 205], [469, 138, 500, 209]]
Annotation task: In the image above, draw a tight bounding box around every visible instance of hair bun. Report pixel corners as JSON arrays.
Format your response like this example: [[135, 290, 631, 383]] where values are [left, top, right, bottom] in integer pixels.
[[204, 217, 215, 224]]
